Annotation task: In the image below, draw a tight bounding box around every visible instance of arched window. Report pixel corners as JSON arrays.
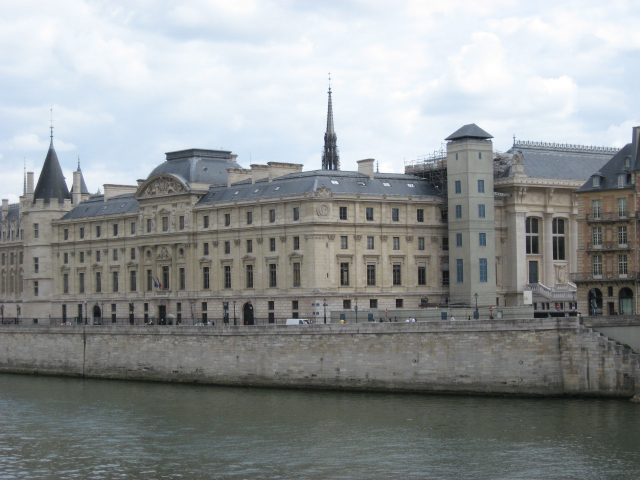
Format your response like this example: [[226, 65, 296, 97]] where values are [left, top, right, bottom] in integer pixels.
[[552, 218, 565, 260], [526, 217, 539, 254]]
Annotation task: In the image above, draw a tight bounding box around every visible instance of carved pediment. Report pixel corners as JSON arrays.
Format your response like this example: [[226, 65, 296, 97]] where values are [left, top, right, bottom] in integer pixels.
[[242, 254, 256, 263], [199, 257, 212, 265], [138, 175, 188, 198], [288, 252, 303, 263], [126, 261, 138, 268], [157, 247, 172, 260]]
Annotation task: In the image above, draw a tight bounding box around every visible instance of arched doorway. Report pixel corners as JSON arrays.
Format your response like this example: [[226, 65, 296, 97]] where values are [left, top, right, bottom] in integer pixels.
[[588, 288, 603, 316], [243, 302, 254, 325], [93, 305, 102, 325], [619, 288, 634, 315]]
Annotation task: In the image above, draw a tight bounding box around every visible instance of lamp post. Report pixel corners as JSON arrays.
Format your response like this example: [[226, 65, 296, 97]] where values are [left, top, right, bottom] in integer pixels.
[[474, 293, 479, 319], [84, 301, 87, 325], [323, 299, 328, 324], [233, 300, 237, 326], [354, 297, 358, 324]]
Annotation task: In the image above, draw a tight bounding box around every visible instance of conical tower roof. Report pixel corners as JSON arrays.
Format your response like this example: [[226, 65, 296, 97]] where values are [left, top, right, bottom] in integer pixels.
[[70, 158, 90, 195], [33, 138, 70, 203]]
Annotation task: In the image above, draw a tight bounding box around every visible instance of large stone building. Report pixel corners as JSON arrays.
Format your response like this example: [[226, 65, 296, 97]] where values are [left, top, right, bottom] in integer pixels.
[[0, 94, 620, 324]]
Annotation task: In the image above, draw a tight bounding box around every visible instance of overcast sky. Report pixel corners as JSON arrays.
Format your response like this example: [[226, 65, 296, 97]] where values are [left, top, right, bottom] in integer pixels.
[[1, 0, 639, 202]]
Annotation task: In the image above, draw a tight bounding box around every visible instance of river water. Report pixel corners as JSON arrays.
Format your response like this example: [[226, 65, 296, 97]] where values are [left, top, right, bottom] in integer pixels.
[[0, 374, 639, 479]]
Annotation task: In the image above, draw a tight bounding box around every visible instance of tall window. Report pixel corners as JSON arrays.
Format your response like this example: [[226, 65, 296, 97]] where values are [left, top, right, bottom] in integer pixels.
[[112, 271, 119, 292], [478, 179, 485, 193], [456, 259, 463, 283], [293, 236, 300, 250], [34, 257, 39, 273], [340, 262, 349, 286], [479, 232, 486, 246], [147, 219, 152, 232], [366, 207, 374, 221], [34, 281, 39, 296], [269, 209, 276, 222], [456, 233, 462, 247], [64, 229, 69, 240], [224, 241, 231, 254], [293, 262, 301, 287], [113, 224, 118, 236], [293, 207, 300, 221], [203, 267, 210, 289], [204, 243, 209, 255], [393, 237, 400, 250], [417, 209, 424, 222], [418, 237, 425, 250], [269, 264, 277, 287], [592, 200, 601, 219], [455, 205, 462, 218], [618, 175, 625, 188], [130, 270, 136, 291], [130, 248, 135, 260], [392, 264, 401, 286], [339, 206, 347, 220], [367, 264, 376, 286], [592, 226, 602, 246], [147, 270, 152, 291], [618, 226, 628, 245], [34, 223, 39, 238], [552, 218, 565, 260], [619, 254, 628, 275], [526, 217, 539, 254], [224, 266, 232, 289], [341, 236, 348, 249], [224, 213, 231, 226], [618, 198, 627, 218], [63, 274, 69, 294], [204, 215, 209, 228], [367, 236, 374, 249], [247, 239, 253, 253], [131, 222, 136, 234], [418, 263, 426, 286], [64, 252, 69, 264], [392, 208, 399, 221], [246, 211, 252, 224], [113, 249, 118, 261], [270, 238, 276, 251], [478, 204, 486, 218], [96, 272, 102, 293], [442, 237, 449, 251], [455, 180, 461, 194], [79, 227, 84, 239], [479, 258, 487, 282], [593, 255, 602, 276], [592, 176, 600, 187], [162, 217, 168, 231], [246, 264, 254, 288], [162, 266, 169, 290], [179, 216, 185, 230], [179, 268, 185, 290], [96, 225, 101, 237], [79, 272, 85, 293]]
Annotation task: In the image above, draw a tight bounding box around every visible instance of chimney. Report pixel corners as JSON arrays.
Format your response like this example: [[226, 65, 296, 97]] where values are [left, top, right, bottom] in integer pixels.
[[72, 171, 82, 205], [251, 164, 269, 184], [27, 172, 34, 194], [357, 158, 375, 180], [2, 199, 8, 215]]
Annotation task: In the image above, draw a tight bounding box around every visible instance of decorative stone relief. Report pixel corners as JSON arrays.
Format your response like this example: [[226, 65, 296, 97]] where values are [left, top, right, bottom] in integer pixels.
[[157, 247, 171, 260], [212, 241, 218, 248], [315, 186, 332, 198], [354, 235, 362, 241], [142, 177, 187, 197], [279, 236, 287, 243], [234, 239, 241, 245], [406, 236, 413, 242], [317, 204, 330, 217], [380, 236, 387, 242], [327, 235, 335, 240], [256, 238, 263, 244]]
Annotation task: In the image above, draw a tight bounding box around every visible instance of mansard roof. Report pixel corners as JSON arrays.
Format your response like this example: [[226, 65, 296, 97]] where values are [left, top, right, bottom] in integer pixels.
[[576, 143, 634, 193], [445, 124, 493, 141], [60, 193, 139, 220], [147, 149, 241, 185], [33, 139, 70, 203], [0, 204, 21, 235]]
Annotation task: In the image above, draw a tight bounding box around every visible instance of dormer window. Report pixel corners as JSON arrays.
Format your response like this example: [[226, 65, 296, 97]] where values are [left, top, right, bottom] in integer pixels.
[[625, 157, 631, 168], [618, 174, 625, 188], [592, 176, 600, 188]]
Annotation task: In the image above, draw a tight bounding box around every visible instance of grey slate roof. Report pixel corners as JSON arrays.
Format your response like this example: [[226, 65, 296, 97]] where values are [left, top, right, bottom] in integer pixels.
[[445, 124, 493, 141], [576, 143, 633, 193], [0, 204, 21, 235], [197, 170, 440, 206], [60, 193, 139, 220], [148, 149, 241, 185], [33, 139, 70, 203], [501, 142, 615, 181]]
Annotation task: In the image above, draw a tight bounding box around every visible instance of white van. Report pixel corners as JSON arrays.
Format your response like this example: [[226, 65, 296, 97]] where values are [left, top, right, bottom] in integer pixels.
[[285, 319, 309, 325]]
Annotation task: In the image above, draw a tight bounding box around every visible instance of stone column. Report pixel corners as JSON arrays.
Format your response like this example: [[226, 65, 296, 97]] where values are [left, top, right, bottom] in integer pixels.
[[507, 211, 527, 295], [569, 214, 578, 282], [543, 213, 554, 286]]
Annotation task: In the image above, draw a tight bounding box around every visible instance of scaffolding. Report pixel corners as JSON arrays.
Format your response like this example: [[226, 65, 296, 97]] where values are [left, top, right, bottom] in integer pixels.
[[404, 147, 448, 221]]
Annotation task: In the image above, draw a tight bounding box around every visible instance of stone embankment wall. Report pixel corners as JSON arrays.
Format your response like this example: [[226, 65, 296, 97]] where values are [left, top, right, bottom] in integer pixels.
[[0, 318, 638, 397]]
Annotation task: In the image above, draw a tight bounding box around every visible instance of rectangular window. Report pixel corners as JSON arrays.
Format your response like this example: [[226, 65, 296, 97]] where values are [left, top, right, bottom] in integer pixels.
[[147, 270, 152, 291], [162, 217, 169, 231], [392, 208, 399, 221], [339, 206, 348, 220], [593, 176, 600, 187], [224, 265, 232, 289], [343, 299, 351, 309], [224, 213, 231, 226], [268, 301, 275, 310], [478, 179, 485, 193], [362, 238, 372, 252], [418, 263, 426, 286], [442, 270, 449, 286], [147, 219, 152, 232], [112, 271, 119, 292], [19, 252, 23, 264], [247, 239, 253, 253], [479, 258, 488, 282], [63, 274, 69, 294], [340, 262, 349, 286], [179, 268, 185, 290], [246, 264, 254, 288], [370, 299, 378, 309], [130, 222, 136, 235], [34, 224, 39, 238], [204, 215, 209, 228], [442, 237, 449, 251], [130, 270, 136, 291], [592, 226, 602, 246], [393, 237, 400, 250], [224, 241, 231, 254], [179, 216, 185, 230], [456, 233, 462, 247], [392, 264, 401, 286], [204, 243, 209, 255], [293, 236, 300, 250], [455, 180, 461, 194], [269, 209, 276, 223], [79, 272, 85, 293], [593, 255, 602, 276], [293, 207, 300, 221], [526, 217, 539, 254], [552, 218, 565, 260], [479, 232, 486, 246], [367, 264, 376, 286], [417, 209, 424, 222], [396, 299, 403, 308], [64, 252, 69, 264], [269, 263, 277, 287], [478, 204, 485, 218], [246, 211, 253, 224], [131, 248, 136, 260], [455, 205, 462, 218], [340, 236, 348, 249], [293, 262, 301, 287], [113, 249, 118, 261], [418, 237, 425, 250], [366, 207, 374, 221], [618, 226, 628, 245], [79, 227, 84, 239], [64, 228, 69, 240], [270, 238, 276, 251], [34, 257, 39, 273], [113, 224, 118, 236], [96, 272, 101, 293], [203, 267, 210, 289], [456, 259, 463, 283], [34, 280, 39, 296], [96, 225, 101, 237], [162, 266, 169, 290], [618, 198, 627, 218], [619, 254, 628, 275], [618, 175, 625, 188]]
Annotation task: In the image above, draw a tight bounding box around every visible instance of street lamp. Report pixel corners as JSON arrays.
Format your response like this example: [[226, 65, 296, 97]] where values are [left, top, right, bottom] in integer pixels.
[[323, 299, 328, 324], [474, 293, 479, 319], [354, 297, 358, 324], [84, 300, 87, 325], [233, 300, 237, 326]]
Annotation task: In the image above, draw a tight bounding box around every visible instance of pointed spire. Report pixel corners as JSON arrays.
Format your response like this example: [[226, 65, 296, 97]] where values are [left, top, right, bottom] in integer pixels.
[[322, 74, 340, 170], [70, 155, 90, 195], [33, 122, 71, 204]]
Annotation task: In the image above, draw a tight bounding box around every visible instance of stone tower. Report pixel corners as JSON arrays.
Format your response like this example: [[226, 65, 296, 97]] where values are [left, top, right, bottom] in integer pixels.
[[446, 124, 497, 308]]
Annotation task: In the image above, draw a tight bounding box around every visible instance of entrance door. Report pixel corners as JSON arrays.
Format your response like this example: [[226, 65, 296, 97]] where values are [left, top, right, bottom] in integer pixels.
[[619, 288, 634, 315], [588, 288, 603, 315], [528, 261, 539, 284], [159, 306, 167, 325], [243, 302, 254, 325], [92, 305, 101, 325]]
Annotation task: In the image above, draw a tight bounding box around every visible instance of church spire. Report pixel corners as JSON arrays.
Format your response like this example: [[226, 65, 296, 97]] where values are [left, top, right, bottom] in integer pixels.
[[322, 74, 340, 170], [33, 117, 71, 204]]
